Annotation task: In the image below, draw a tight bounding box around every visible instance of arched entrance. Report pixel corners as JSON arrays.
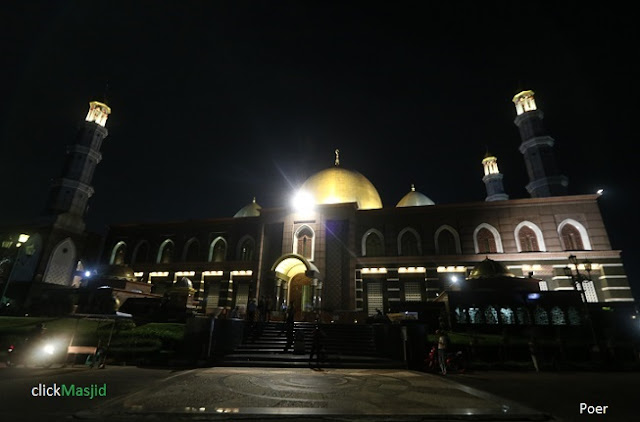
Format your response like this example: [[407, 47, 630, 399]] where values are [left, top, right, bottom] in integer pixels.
[[271, 254, 321, 321]]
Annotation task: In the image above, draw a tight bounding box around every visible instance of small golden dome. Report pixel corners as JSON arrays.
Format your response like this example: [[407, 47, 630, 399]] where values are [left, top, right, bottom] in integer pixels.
[[468, 258, 515, 279], [234, 197, 262, 218], [95, 265, 137, 281], [301, 166, 383, 210], [396, 184, 435, 207]]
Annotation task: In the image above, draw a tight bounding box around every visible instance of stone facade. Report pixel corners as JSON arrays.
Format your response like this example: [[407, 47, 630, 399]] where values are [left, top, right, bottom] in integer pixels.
[[102, 193, 633, 320]]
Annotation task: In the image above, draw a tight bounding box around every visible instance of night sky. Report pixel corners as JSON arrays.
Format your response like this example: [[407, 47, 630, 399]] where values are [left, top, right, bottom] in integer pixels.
[[1, 3, 637, 293]]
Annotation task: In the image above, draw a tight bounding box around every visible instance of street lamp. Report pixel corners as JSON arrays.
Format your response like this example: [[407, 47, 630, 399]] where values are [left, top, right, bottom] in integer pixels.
[[563, 254, 599, 356], [0, 234, 30, 311], [563, 254, 593, 303]]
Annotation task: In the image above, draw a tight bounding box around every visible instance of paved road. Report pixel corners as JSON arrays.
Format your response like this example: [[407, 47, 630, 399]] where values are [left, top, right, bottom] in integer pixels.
[[449, 370, 639, 422]]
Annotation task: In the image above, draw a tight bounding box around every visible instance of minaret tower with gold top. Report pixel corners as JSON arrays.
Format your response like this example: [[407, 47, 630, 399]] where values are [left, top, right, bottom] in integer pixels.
[[45, 101, 111, 234], [513, 90, 568, 197], [482, 152, 508, 201]]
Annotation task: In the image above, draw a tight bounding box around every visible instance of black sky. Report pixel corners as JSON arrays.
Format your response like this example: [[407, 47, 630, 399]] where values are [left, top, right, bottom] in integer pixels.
[[1, 2, 638, 293]]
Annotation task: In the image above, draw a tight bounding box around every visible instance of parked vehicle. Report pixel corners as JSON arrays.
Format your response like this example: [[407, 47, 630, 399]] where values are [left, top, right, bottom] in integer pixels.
[[424, 345, 465, 374], [6, 337, 66, 368]]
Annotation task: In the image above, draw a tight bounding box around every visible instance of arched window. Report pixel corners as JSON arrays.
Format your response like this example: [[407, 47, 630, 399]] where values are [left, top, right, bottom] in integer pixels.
[[560, 225, 583, 251], [398, 228, 421, 256], [362, 229, 384, 257], [110, 241, 127, 265], [516, 307, 530, 325], [183, 238, 200, 262], [551, 306, 567, 325], [435, 225, 461, 255], [484, 306, 498, 324], [469, 307, 482, 324], [455, 307, 467, 324], [518, 226, 539, 252], [208, 237, 227, 262], [43, 238, 77, 286], [157, 239, 175, 264], [132, 241, 150, 265], [500, 308, 515, 324], [294, 226, 314, 260], [557, 219, 592, 251], [476, 228, 496, 253], [534, 306, 549, 325], [515, 221, 546, 252], [567, 307, 581, 325], [237, 236, 255, 261]]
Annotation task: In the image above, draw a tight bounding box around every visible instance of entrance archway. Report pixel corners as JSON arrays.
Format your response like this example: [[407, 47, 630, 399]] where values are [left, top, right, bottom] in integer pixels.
[[289, 272, 313, 320], [271, 254, 320, 321]]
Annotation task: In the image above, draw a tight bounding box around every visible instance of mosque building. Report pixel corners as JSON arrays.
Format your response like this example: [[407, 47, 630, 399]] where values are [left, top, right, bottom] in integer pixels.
[[100, 90, 633, 321], [1, 90, 634, 323]]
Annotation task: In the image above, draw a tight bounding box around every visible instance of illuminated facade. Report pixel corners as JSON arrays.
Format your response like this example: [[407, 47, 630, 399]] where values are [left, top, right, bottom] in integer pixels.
[[101, 91, 633, 321], [2, 91, 634, 322]]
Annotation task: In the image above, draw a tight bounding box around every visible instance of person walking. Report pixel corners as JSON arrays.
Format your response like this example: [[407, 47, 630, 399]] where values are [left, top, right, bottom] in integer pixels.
[[308, 323, 326, 369], [246, 299, 257, 324], [437, 330, 449, 375]]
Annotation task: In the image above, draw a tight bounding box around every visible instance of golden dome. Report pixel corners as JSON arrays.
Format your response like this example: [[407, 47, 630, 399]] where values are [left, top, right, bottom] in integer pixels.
[[234, 197, 262, 218], [468, 258, 515, 279], [396, 184, 435, 207], [300, 166, 383, 210]]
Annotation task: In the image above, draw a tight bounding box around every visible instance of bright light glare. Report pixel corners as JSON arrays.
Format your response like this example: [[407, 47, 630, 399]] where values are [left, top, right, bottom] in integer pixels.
[[596, 189, 604, 195], [451, 276, 458, 283], [18, 234, 30, 243], [43, 344, 55, 355], [84, 271, 92, 277], [292, 190, 315, 213]]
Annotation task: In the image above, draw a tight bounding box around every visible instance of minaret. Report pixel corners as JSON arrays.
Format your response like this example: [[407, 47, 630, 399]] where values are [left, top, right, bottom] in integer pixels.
[[512, 90, 568, 197], [45, 101, 111, 233], [482, 152, 508, 201]]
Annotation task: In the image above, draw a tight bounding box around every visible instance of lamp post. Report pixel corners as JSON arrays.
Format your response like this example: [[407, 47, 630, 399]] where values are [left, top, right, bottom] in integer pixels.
[[563, 255, 593, 303], [563, 254, 599, 356], [0, 234, 30, 311]]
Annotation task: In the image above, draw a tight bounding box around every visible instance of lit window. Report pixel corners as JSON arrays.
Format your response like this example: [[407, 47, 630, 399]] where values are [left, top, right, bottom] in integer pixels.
[[561, 224, 584, 251], [518, 226, 540, 252], [476, 228, 497, 253], [295, 227, 314, 259], [364, 231, 384, 257]]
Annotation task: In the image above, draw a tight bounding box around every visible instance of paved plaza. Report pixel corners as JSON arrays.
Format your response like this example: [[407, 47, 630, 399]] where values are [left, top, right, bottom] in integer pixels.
[[80, 367, 548, 421], [5, 365, 636, 421]]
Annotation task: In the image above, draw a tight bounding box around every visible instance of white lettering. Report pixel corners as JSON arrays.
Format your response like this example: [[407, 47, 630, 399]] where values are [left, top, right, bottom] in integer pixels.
[[31, 386, 39, 397], [580, 403, 608, 414]]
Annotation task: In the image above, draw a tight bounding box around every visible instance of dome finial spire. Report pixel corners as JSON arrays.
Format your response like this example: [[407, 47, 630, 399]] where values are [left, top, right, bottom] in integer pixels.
[[334, 149, 340, 166], [411, 183, 415, 192]]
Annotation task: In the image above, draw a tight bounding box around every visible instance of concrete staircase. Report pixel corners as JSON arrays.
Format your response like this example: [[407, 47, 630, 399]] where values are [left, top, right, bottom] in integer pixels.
[[217, 322, 405, 368]]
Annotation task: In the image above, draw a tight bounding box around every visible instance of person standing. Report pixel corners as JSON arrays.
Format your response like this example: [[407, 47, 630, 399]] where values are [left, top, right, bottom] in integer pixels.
[[246, 299, 257, 324], [308, 324, 326, 369], [437, 330, 449, 375]]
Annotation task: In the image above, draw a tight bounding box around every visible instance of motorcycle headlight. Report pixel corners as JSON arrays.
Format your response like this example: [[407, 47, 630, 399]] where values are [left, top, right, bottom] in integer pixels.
[[43, 344, 56, 355]]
